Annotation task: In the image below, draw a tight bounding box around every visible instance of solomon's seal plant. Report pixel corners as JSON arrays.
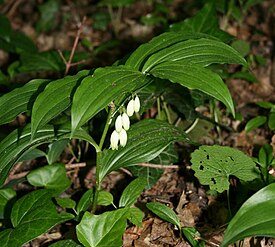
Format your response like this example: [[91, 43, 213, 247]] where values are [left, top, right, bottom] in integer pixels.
[[0, 3, 250, 245]]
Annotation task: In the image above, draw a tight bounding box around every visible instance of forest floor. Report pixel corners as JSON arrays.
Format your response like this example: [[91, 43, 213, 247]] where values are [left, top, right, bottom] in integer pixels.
[[1, 0, 275, 246]]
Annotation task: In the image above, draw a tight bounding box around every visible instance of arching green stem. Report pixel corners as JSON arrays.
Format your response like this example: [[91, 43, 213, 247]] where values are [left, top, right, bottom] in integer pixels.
[[92, 107, 115, 213]]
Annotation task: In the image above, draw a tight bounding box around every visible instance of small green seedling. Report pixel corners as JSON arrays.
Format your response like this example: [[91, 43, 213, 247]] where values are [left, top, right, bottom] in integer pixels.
[[147, 202, 205, 247], [245, 101, 275, 132], [254, 144, 275, 184]]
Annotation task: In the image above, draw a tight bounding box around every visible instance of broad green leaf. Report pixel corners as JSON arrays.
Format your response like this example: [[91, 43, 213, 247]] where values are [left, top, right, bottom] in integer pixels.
[[142, 38, 246, 73], [76, 189, 94, 215], [268, 112, 275, 130], [146, 202, 181, 228], [191, 145, 259, 193], [31, 70, 90, 139], [0, 79, 49, 125], [0, 229, 13, 247], [128, 144, 179, 188], [150, 61, 235, 116], [18, 148, 46, 162], [19, 51, 64, 72], [182, 227, 205, 247], [99, 119, 191, 182], [169, 1, 232, 43], [125, 31, 219, 71], [119, 177, 147, 208], [49, 240, 82, 247], [245, 116, 267, 132], [0, 188, 16, 219], [76, 209, 129, 247], [0, 124, 97, 186], [127, 207, 144, 227], [221, 183, 275, 247], [71, 66, 148, 135], [97, 191, 113, 206], [47, 139, 69, 164], [27, 163, 71, 194], [55, 197, 76, 209], [6, 189, 74, 247]]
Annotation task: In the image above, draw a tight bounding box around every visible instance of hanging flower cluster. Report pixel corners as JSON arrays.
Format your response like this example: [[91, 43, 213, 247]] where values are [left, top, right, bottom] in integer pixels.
[[110, 96, 140, 150]]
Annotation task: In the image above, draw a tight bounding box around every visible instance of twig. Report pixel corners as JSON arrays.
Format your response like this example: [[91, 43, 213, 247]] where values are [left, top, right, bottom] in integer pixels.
[[65, 162, 86, 169], [58, 16, 87, 76], [8, 171, 28, 180], [137, 163, 179, 169]]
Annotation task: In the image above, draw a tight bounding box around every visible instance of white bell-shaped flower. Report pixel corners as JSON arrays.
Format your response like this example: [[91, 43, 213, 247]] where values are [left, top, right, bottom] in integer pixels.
[[115, 114, 123, 132], [122, 112, 130, 130], [110, 130, 119, 150], [119, 128, 127, 147], [134, 96, 140, 113], [126, 99, 135, 117]]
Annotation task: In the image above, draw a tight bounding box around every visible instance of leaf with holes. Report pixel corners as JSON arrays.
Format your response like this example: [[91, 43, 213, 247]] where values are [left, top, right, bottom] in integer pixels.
[[191, 145, 259, 193]]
